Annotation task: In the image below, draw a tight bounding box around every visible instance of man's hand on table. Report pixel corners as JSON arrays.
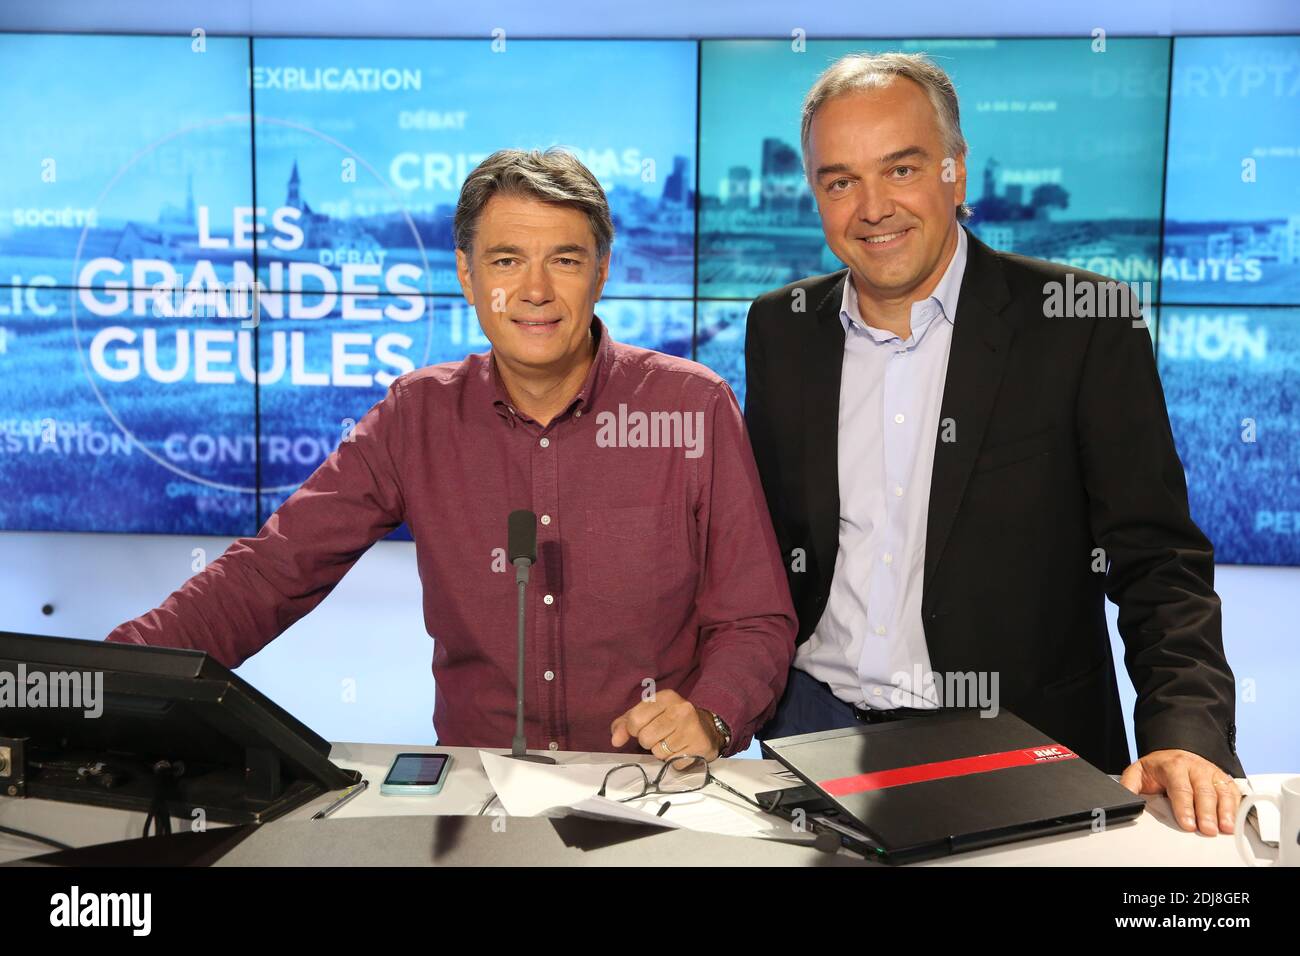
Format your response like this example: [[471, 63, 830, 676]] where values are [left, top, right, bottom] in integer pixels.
[[609, 689, 724, 762], [1120, 749, 1242, 836]]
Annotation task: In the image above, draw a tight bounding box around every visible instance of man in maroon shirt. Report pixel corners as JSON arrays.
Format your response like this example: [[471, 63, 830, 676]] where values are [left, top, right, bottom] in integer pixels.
[[106, 148, 796, 761]]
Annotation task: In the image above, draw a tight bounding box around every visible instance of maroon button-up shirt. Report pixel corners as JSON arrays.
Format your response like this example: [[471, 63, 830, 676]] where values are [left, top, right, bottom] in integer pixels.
[[106, 318, 796, 755]]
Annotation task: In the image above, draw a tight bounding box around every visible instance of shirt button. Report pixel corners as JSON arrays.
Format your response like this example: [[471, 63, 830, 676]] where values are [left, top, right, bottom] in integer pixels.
[[543, 594, 554, 606], [894, 486, 904, 497], [874, 624, 886, 636], [540, 514, 551, 526], [548, 742, 559, 751], [539, 437, 550, 448], [544, 670, 555, 681], [882, 552, 893, 565], [894, 413, 905, 424], [873, 688, 883, 697]]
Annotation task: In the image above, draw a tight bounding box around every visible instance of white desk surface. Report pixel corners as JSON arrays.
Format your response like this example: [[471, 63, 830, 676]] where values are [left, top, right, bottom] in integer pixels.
[[0, 740, 1289, 866], [278, 741, 1287, 867]]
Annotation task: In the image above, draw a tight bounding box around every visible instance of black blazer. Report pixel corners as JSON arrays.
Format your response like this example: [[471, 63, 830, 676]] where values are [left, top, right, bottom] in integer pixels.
[[743, 228, 1244, 776]]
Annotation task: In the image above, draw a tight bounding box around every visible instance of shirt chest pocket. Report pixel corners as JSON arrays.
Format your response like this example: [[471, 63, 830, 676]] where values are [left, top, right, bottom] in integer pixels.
[[584, 505, 689, 607]]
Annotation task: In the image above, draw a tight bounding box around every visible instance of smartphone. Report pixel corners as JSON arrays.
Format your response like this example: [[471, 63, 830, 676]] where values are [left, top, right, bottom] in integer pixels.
[[380, 752, 452, 796]]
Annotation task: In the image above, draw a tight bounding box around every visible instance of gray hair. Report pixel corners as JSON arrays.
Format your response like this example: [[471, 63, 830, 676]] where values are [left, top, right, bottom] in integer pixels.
[[453, 147, 616, 260], [801, 52, 972, 222]]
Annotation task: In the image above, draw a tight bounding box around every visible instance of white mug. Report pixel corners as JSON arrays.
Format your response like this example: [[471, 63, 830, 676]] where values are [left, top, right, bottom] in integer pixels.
[[1235, 776, 1300, 867]]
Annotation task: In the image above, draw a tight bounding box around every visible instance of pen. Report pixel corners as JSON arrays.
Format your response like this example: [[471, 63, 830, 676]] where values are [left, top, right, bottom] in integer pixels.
[[312, 779, 369, 820]]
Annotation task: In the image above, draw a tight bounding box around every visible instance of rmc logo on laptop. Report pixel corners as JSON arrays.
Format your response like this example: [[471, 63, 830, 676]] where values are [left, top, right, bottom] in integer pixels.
[[1029, 746, 1072, 761]]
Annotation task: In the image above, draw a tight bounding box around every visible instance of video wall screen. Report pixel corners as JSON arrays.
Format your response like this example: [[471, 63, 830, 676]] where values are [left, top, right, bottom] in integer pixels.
[[0, 33, 257, 535], [1156, 37, 1300, 566], [1162, 36, 1300, 306], [0, 31, 1295, 565], [248, 38, 698, 300], [1159, 307, 1300, 566]]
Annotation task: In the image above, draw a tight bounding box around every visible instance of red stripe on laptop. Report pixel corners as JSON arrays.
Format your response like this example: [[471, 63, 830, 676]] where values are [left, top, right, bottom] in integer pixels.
[[818, 745, 1079, 797]]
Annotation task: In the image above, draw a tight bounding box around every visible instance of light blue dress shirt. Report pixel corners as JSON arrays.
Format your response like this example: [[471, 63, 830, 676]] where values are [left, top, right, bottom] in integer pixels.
[[793, 226, 968, 710]]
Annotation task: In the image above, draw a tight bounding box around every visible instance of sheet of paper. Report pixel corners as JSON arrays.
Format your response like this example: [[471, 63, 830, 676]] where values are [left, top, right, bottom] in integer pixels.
[[565, 795, 681, 828], [477, 751, 779, 838], [478, 751, 613, 817], [623, 790, 778, 837]]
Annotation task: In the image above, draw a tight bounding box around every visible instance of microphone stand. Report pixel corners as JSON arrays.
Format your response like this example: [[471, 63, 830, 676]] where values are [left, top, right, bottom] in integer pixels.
[[510, 552, 555, 764]]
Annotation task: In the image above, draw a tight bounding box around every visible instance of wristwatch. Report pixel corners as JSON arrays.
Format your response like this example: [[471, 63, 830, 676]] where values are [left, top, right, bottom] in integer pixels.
[[701, 709, 732, 753]]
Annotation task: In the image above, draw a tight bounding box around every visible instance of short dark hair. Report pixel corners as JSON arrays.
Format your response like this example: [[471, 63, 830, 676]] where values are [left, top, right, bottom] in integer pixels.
[[453, 147, 616, 259]]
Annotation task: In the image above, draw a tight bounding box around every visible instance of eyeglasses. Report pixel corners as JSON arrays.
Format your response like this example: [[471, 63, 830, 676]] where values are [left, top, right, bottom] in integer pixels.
[[595, 755, 885, 856], [596, 754, 778, 815]]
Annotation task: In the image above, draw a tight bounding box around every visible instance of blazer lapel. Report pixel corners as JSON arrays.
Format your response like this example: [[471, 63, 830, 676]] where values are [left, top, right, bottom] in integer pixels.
[[803, 271, 848, 581], [923, 231, 1015, 603]]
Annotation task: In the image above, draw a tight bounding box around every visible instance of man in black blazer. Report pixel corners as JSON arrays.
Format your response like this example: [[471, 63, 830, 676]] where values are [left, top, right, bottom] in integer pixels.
[[744, 51, 1245, 837]]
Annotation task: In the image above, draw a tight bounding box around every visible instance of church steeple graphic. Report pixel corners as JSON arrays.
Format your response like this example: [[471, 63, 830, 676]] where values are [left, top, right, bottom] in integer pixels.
[[287, 159, 303, 209]]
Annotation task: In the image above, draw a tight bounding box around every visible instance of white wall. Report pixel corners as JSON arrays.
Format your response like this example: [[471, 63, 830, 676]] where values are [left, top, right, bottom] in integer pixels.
[[1, 530, 434, 746], [1, 530, 1295, 770]]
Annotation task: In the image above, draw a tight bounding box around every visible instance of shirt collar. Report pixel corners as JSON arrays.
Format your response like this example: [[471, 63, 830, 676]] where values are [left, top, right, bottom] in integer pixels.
[[488, 315, 614, 426], [839, 224, 968, 338]]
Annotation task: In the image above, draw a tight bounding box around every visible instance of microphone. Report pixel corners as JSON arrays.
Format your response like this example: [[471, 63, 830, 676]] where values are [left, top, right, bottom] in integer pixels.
[[507, 509, 537, 583], [506, 510, 554, 764]]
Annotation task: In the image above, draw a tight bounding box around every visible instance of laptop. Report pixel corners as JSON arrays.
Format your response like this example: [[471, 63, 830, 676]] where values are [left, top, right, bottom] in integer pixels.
[[761, 709, 1145, 864]]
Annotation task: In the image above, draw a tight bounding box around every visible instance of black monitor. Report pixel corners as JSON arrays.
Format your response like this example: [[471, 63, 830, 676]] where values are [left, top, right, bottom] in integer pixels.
[[0, 632, 360, 825]]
